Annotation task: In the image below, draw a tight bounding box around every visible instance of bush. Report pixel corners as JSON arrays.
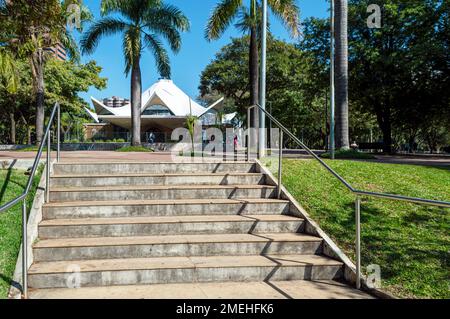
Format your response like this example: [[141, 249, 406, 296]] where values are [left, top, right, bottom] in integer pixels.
[[116, 146, 154, 152], [64, 139, 80, 144], [320, 149, 376, 160]]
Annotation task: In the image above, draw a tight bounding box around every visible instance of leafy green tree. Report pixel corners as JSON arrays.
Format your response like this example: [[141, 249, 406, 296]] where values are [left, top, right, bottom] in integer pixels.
[[81, 0, 190, 146], [205, 0, 300, 129], [0, 0, 91, 145], [200, 36, 330, 149], [301, 0, 449, 153], [0, 58, 106, 144]]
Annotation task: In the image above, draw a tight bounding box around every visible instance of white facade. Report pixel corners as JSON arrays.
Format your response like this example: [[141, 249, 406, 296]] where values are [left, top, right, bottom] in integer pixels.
[[85, 79, 231, 131]]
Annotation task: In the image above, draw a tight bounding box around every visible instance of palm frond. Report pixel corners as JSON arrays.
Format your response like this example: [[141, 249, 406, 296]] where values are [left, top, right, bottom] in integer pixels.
[[0, 48, 19, 94], [80, 17, 128, 55], [143, 3, 189, 53], [143, 33, 170, 78], [268, 0, 301, 38], [122, 26, 141, 75], [145, 4, 190, 32], [205, 0, 242, 41], [60, 32, 80, 62]]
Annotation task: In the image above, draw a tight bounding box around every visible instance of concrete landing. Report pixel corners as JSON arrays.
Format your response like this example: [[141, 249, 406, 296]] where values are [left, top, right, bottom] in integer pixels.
[[28, 280, 374, 299]]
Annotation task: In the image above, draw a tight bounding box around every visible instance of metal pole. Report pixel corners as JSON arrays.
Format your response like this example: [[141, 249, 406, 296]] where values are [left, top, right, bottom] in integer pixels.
[[21, 200, 28, 299], [247, 107, 251, 160], [259, 0, 268, 158], [57, 104, 61, 162], [246, 135, 249, 162], [355, 196, 361, 289], [46, 133, 51, 203], [277, 131, 283, 199], [330, 0, 336, 160]]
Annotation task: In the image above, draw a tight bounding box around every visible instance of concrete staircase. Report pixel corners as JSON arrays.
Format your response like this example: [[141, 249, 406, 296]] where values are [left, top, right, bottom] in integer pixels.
[[27, 161, 368, 299]]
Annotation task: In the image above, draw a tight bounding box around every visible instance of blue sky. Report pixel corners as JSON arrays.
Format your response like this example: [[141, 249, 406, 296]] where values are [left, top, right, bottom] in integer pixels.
[[78, 0, 329, 104]]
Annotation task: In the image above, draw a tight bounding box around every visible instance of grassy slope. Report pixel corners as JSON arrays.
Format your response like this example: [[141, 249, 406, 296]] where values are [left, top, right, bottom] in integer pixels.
[[264, 158, 449, 299], [0, 168, 41, 299]]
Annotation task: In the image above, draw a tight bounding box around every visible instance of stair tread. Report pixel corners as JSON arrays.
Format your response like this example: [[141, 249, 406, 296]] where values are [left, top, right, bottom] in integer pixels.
[[29, 254, 342, 274], [51, 172, 263, 178], [34, 232, 321, 248], [55, 161, 253, 165], [43, 198, 289, 207], [39, 214, 302, 226], [28, 280, 373, 299], [50, 184, 275, 192]]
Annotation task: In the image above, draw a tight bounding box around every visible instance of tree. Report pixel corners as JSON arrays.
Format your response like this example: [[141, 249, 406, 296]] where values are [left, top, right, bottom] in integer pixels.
[[334, 0, 350, 149], [200, 36, 329, 149], [0, 58, 106, 144], [81, 0, 189, 146], [301, 0, 449, 154], [0, 0, 91, 145], [205, 0, 300, 130], [0, 49, 20, 143]]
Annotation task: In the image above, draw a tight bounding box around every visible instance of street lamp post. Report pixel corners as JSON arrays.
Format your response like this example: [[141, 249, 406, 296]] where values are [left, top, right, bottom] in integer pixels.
[[259, 0, 268, 158], [330, 0, 336, 160]]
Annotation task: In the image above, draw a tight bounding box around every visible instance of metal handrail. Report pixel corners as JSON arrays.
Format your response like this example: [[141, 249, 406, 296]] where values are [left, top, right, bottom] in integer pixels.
[[0, 102, 61, 299], [248, 103, 450, 289]]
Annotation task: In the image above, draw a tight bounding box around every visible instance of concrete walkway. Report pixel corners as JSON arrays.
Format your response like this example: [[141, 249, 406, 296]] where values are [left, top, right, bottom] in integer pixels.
[[29, 280, 373, 299], [2, 151, 448, 167]]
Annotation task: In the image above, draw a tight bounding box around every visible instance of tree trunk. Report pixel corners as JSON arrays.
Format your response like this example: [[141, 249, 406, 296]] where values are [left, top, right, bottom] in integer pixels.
[[131, 58, 142, 146], [334, 0, 350, 149], [31, 50, 45, 145], [9, 113, 16, 144], [382, 122, 392, 154], [249, 26, 259, 137]]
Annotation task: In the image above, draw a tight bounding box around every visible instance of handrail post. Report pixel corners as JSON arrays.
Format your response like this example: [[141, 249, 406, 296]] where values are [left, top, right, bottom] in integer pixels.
[[46, 133, 51, 203], [57, 103, 61, 162], [355, 196, 361, 289], [277, 131, 283, 199], [21, 200, 28, 299]]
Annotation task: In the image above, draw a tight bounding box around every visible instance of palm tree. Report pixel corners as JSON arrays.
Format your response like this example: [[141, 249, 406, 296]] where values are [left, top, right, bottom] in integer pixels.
[[205, 0, 300, 130], [334, 0, 350, 149], [81, 0, 190, 146]]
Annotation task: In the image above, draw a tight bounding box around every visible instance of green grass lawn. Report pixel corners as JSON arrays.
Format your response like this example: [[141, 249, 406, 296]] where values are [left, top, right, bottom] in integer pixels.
[[116, 146, 154, 152], [0, 168, 42, 299], [263, 158, 449, 299]]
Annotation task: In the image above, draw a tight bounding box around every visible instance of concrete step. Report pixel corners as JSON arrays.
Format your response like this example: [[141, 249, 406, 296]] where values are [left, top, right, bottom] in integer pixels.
[[53, 162, 257, 175], [29, 280, 374, 299], [38, 215, 305, 238], [33, 233, 322, 262], [28, 254, 343, 289], [43, 199, 291, 219], [50, 173, 266, 187], [49, 185, 277, 202]]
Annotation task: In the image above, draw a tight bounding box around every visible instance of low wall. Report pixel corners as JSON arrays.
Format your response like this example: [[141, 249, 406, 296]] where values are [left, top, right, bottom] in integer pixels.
[[59, 143, 177, 152], [0, 145, 32, 151]]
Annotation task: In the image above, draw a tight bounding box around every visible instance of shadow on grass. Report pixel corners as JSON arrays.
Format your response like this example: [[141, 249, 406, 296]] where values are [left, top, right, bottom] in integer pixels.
[[0, 168, 14, 204]]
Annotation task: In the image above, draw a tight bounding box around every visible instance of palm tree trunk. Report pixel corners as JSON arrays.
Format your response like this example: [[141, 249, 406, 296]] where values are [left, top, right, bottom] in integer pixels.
[[249, 26, 259, 134], [131, 58, 142, 146], [31, 50, 45, 146], [334, 0, 350, 149]]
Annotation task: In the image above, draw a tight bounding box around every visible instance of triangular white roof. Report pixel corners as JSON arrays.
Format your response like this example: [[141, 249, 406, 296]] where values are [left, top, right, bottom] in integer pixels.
[[88, 79, 223, 120]]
